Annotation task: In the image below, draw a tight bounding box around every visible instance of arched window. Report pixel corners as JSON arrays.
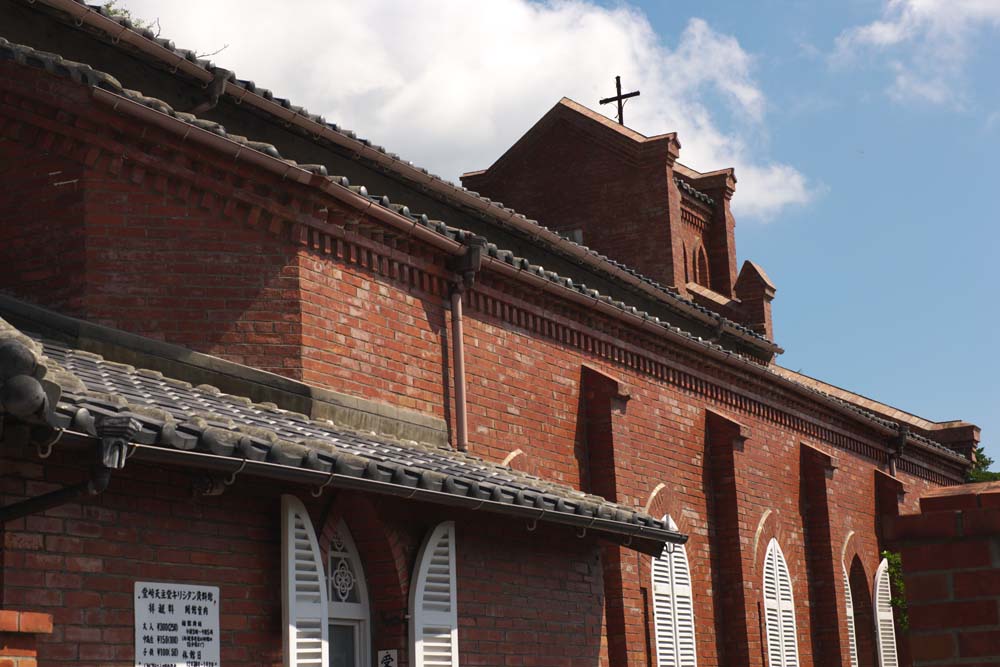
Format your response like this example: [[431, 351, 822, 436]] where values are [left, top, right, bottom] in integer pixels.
[[695, 245, 711, 289], [763, 538, 799, 667], [874, 559, 899, 667], [850, 556, 877, 667], [410, 522, 458, 667], [281, 495, 329, 667], [843, 564, 859, 667], [328, 520, 370, 667], [682, 243, 690, 284], [651, 515, 697, 667]]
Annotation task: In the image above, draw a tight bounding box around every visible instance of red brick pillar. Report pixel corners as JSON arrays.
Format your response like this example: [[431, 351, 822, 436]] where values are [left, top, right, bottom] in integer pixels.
[[705, 408, 755, 667], [883, 481, 1000, 667], [0, 610, 53, 667], [580, 365, 645, 666], [801, 444, 847, 667]]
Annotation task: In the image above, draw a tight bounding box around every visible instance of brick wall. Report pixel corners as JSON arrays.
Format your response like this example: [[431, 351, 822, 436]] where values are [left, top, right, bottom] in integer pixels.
[[78, 170, 305, 377], [461, 107, 685, 292], [0, 446, 607, 666], [885, 481, 1000, 667], [0, 138, 86, 313]]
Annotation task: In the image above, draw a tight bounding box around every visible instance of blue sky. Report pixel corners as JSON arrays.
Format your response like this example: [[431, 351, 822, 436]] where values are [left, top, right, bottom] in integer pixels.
[[635, 0, 1000, 462], [122, 0, 999, 464]]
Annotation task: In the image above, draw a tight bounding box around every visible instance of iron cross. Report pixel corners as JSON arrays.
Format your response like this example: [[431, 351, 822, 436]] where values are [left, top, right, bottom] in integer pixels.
[[599, 75, 640, 125]]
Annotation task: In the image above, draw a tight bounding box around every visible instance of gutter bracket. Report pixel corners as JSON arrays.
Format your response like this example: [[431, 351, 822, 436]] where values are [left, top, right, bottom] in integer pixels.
[[887, 424, 909, 477], [447, 235, 487, 289], [0, 414, 139, 523], [186, 68, 231, 115]]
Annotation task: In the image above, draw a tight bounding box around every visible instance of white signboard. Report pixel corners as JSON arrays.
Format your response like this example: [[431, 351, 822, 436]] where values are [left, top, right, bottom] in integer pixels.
[[134, 581, 220, 667], [377, 649, 398, 667]]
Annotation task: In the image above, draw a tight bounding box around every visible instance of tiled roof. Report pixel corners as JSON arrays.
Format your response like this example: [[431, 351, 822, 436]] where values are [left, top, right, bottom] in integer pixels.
[[0, 37, 969, 472], [0, 315, 683, 546], [14, 1, 780, 355], [674, 178, 715, 207]]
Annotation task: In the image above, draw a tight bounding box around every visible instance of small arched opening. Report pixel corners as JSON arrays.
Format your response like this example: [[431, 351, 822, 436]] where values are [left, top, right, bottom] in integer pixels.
[[850, 556, 878, 667], [693, 245, 711, 289]]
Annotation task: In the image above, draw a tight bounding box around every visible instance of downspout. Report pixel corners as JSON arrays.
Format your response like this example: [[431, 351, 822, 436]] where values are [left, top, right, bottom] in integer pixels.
[[451, 288, 467, 451], [448, 237, 486, 451], [889, 425, 909, 477]]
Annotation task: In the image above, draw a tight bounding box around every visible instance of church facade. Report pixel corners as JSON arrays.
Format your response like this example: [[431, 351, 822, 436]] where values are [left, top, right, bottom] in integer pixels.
[[0, 2, 982, 666]]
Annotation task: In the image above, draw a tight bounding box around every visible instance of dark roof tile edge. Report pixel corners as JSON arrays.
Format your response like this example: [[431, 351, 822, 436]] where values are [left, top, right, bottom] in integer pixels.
[[674, 177, 715, 206]]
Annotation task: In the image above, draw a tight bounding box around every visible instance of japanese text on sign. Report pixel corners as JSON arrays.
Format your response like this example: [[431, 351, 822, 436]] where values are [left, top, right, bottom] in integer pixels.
[[134, 582, 220, 667]]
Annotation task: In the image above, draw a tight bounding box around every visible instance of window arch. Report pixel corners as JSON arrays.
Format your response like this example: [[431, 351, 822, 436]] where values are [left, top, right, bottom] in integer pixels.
[[849, 556, 877, 667], [695, 245, 710, 288], [763, 538, 799, 667], [327, 520, 370, 667], [874, 559, 899, 667], [651, 515, 697, 667]]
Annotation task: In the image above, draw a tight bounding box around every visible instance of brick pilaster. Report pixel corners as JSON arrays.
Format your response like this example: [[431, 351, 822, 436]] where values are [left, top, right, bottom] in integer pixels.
[[801, 443, 846, 667], [706, 408, 754, 667]]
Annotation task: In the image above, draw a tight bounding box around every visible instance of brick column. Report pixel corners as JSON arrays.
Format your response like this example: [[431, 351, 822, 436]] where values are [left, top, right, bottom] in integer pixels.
[[705, 408, 754, 667], [0, 610, 53, 667], [883, 481, 1000, 667], [580, 365, 643, 666], [801, 444, 846, 667]]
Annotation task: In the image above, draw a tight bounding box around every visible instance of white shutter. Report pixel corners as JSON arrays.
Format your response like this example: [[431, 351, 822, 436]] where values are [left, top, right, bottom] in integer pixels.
[[843, 564, 859, 667], [281, 495, 329, 667], [652, 516, 698, 667], [410, 521, 458, 667], [763, 539, 799, 667], [874, 559, 899, 667]]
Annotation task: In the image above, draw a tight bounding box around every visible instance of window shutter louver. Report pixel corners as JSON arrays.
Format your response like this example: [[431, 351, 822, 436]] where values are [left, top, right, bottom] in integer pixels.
[[652, 516, 698, 667], [874, 559, 899, 667], [410, 521, 458, 667], [843, 564, 859, 667], [763, 539, 799, 667], [281, 495, 329, 667]]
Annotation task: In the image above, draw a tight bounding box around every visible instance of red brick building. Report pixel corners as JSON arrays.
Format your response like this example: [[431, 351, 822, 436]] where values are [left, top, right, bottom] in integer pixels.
[[0, 2, 984, 666]]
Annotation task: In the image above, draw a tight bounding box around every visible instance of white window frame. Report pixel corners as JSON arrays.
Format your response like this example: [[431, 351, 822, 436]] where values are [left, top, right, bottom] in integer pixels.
[[409, 521, 459, 667], [281, 494, 330, 667], [762, 538, 799, 667], [651, 515, 698, 667], [327, 519, 370, 667], [843, 563, 859, 667], [874, 558, 899, 667]]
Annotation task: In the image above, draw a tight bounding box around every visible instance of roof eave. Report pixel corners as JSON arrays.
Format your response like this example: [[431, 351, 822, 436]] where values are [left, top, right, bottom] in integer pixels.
[[51, 429, 683, 555]]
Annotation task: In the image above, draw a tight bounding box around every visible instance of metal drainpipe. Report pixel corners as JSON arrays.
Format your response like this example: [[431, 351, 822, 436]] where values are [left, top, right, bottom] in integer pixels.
[[889, 424, 909, 477], [451, 286, 468, 452], [448, 238, 486, 452]]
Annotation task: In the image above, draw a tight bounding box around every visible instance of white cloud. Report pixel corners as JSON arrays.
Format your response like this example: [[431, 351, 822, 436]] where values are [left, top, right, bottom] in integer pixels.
[[834, 0, 1000, 105], [119, 0, 812, 220]]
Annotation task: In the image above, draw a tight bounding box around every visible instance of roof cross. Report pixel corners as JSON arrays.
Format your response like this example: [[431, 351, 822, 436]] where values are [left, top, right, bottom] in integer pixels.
[[599, 75, 640, 126]]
